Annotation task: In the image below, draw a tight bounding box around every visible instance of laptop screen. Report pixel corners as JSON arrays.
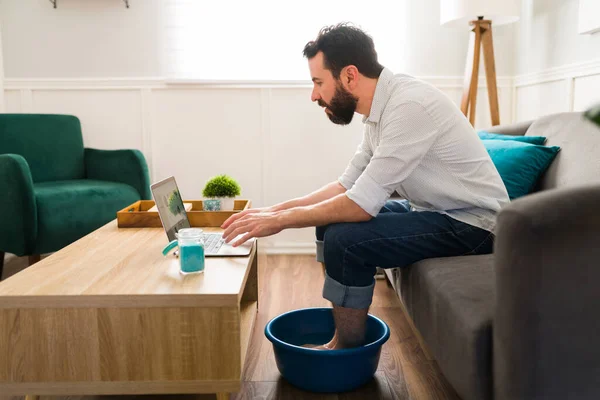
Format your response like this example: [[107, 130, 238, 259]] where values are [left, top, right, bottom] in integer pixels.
[[150, 176, 191, 241]]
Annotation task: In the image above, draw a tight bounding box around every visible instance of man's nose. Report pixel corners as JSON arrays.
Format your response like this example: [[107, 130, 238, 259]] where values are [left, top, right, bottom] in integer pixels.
[[311, 89, 320, 103]]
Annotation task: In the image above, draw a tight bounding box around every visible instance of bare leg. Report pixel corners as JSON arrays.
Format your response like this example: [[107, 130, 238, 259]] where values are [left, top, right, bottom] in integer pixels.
[[305, 305, 369, 350]]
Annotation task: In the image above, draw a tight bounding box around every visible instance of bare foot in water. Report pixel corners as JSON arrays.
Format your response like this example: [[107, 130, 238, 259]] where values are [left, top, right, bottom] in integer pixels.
[[300, 343, 331, 350], [301, 333, 339, 350]]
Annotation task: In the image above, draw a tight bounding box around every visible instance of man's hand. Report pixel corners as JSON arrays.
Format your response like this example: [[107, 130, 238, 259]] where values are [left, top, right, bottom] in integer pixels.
[[222, 211, 284, 247], [221, 207, 269, 230], [221, 193, 371, 247]]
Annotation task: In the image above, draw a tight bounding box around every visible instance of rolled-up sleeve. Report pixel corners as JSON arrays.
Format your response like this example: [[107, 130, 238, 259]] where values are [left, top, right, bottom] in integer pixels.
[[346, 102, 440, 216], [338, 127, 372, 190]]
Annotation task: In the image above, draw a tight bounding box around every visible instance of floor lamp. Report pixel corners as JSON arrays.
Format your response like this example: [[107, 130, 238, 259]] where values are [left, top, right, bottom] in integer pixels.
[[441, 0, 520, 127]]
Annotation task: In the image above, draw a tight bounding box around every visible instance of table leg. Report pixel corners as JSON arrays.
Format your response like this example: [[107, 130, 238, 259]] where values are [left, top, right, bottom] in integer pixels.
[[25, 396, 40, 400], [216, 393, 230, 400]]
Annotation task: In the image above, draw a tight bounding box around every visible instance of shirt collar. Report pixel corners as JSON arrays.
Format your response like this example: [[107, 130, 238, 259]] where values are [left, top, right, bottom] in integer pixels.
[[362, 67, 394, 125]]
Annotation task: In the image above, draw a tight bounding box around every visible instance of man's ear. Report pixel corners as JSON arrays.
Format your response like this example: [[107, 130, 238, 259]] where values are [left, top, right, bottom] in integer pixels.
[[341, 65, 359, 90]]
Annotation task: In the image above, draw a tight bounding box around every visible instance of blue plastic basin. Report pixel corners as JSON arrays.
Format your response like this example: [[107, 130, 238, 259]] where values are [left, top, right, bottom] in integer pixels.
[[264, 307, 390, 393]]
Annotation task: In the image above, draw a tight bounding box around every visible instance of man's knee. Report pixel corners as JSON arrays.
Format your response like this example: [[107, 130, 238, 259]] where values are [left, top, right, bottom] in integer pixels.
[[322, 223, 362, 272], [323, 223, 362, 253], [317, 223, 353, 263]]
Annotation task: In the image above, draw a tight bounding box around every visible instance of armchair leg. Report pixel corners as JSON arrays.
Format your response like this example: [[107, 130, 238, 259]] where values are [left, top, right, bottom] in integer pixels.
[[28, 254, 41, 266], [0, 251, 4, 280]]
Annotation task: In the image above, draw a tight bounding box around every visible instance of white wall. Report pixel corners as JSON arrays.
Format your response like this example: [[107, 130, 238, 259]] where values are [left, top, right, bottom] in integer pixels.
[[0, 0, 165, 78], [513, 0, 600, 121], [0, 0, 516, 79], [0, 0, 517, 253]]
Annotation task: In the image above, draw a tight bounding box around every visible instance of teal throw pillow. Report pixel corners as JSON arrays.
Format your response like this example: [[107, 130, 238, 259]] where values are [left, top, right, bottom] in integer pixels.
[[478, 131, 547, 145], [483, 139, 561, 199]]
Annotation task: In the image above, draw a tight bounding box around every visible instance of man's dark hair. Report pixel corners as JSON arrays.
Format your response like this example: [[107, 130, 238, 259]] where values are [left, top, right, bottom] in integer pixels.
[[303, 23, 384, 79]]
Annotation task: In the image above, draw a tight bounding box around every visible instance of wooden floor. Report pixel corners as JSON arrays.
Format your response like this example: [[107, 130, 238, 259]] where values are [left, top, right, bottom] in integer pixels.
[[0, 251, 460, 400]]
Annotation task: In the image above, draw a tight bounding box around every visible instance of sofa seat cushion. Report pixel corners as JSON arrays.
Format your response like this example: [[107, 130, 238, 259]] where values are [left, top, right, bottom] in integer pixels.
[[33, 179, 140, 253], [398, 254, 496, 400]]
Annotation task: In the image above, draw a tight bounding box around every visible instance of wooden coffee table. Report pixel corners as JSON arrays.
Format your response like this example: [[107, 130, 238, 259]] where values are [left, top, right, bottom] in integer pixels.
[[0, 220, 258, 400]]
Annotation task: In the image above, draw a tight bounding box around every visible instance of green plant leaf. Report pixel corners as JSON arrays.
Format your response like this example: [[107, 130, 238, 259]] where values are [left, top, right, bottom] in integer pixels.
[[584, 103, 600, 128], [202, 174, 241, 198]]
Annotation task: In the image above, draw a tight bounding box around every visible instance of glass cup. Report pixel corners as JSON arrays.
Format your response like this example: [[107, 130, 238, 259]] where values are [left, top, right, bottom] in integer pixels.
[[162, 228, 205, 274]]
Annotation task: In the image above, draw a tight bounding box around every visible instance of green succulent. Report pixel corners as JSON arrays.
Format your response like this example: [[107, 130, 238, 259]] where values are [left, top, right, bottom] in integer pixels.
[[202, 174, 241, 198]]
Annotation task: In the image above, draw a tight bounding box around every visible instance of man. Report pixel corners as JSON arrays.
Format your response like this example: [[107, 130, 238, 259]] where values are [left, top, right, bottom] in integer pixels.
[[222, 23, 509, 350]]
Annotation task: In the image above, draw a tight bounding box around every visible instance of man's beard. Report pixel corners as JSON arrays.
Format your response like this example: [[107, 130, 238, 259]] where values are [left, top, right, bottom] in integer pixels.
[[318, 83, 358, 125]]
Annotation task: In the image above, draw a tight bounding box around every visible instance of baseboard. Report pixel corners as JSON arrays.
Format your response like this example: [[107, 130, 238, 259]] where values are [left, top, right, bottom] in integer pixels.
[[264, 242, 316, 255]]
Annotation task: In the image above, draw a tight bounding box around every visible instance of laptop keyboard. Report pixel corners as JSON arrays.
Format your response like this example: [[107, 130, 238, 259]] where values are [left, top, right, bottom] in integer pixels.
[[204, 233, 225, 254]]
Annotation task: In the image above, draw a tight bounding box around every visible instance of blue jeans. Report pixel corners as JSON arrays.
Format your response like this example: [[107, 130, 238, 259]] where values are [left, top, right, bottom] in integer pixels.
[[315, 200, 494, 309]]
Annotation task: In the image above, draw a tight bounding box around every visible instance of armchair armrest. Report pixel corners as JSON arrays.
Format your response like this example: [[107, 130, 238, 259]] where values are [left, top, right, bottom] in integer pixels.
[[0, 154, 37, 256], [84, 148, 151, 200], [493, 184, 600, 400]]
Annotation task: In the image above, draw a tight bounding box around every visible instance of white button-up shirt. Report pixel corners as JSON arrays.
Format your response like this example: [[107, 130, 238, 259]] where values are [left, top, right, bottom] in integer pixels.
[[339, 68, 510, 233]]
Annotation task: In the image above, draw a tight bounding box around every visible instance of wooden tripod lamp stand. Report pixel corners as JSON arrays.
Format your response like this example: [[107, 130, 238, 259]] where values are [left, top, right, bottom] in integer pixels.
[[440, 0, 520, 127]]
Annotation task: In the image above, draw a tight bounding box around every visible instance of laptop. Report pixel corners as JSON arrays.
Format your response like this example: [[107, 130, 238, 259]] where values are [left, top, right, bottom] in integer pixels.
[[150, 176, 254, 257]]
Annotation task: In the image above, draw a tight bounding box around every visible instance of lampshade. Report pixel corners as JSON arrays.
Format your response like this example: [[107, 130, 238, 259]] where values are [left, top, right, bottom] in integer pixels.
[[440, 0, 521, 28]]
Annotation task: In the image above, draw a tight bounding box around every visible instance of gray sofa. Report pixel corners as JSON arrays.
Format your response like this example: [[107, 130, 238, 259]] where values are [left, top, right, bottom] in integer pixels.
[[385, 112, 600, 400]]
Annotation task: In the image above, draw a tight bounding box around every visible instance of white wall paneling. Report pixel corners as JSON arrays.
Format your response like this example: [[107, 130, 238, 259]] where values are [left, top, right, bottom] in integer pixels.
[[515, 80, 568, 122], [573, 74, 600, 112], [513, 59, 600, 121], [20, 89, 33, 113], [150, 87, 264, 227], [31, 89, 144, 151], [4, 90, 21, 113]]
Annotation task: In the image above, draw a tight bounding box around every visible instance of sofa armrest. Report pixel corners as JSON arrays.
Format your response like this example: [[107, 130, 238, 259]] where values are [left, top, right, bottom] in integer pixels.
[[482, 119, 534, 136], [0, 154, 37, 256], [84, 148, 151, 200], [493, 184, 600, 400]]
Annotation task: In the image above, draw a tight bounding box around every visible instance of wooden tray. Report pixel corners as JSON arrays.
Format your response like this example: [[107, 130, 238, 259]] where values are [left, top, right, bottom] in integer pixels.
[[117, 199, 251, 228]]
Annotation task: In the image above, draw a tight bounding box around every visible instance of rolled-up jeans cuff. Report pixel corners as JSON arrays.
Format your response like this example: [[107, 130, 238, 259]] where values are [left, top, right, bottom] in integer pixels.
[[322, 271, 375, 309], [316, 240, 324, 263]]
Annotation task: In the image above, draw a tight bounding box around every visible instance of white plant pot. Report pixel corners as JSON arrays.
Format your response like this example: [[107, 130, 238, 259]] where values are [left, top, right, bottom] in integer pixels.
[[219, 197, 236, 211]]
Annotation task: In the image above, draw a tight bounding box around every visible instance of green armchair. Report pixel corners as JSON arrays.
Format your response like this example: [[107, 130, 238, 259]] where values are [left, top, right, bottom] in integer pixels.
[[0, 114, 151, 279]]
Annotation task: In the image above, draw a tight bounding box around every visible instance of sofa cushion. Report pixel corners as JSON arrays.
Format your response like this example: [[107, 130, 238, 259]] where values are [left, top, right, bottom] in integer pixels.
[[397, 255, 495, 400], [34, 179, 140, 253], [482, 139, 561, 199], [0, 114, 85, 183], [478, 131, 546, 144], [525, 112, 600, 191]]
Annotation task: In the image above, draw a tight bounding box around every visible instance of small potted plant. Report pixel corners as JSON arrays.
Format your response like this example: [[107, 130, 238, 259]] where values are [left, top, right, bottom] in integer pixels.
[[202, 174, 241, 211]]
